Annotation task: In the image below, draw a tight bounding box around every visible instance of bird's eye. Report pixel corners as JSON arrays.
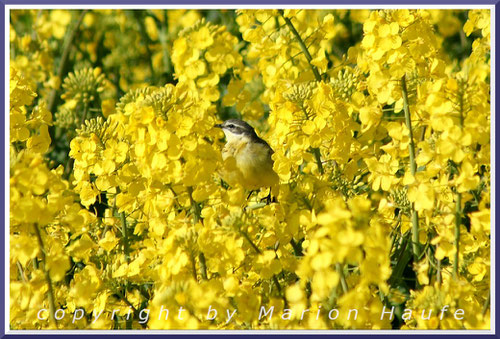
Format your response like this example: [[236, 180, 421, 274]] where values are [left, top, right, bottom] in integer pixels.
[[228, 124, 234, 128]]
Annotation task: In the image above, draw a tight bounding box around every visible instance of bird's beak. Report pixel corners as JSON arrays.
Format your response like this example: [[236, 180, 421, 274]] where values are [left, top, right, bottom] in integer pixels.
[[214, 123, 223, 128]]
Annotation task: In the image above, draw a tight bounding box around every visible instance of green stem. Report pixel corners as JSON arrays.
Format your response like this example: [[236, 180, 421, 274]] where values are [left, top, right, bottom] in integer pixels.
[[336, 263, 348, 294], [112, 288, 141, 329], [160, 10, 173, 77], [241, 230, 262, 254], [388, 235, 410, 285], [132, 10, 156, 84], [272, 275, 283, 295], [120, 212, 130, 263], [401, 75, 420, 260], [482, 293, 490, 316], [16, 261, 26, 282], [312, 147, 324, 175], [437, 259, 442, 284], [458, 79, 466, 128], [33, 223, 57, 327], [401, 76, 417, 175], [280, 11, 322, 82], [198, 252, 208, 280], [101, 192, 117, 240], [241, 229, 284, 303], [47, 10, 88, 114], [81, 101, 89, 125], [299, 103, 324, 174], [290, 238, 303, 256], [187, 187, 208, 281], [274, 15, 281, 30], [64, 101, 89, 179], [453, 193, 461, 278], [190, 252, 198, 281], [114, 288, 138, 314], [453, 82, 465, 280], [187, 186, 202, 224]]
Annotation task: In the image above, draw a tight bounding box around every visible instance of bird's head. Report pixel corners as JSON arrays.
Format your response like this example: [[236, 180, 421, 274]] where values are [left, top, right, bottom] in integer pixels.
[[215, 119, 256, 142]]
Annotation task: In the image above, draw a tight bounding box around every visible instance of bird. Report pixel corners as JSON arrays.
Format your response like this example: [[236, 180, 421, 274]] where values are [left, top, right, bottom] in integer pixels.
[[215, 119, 279, 201]]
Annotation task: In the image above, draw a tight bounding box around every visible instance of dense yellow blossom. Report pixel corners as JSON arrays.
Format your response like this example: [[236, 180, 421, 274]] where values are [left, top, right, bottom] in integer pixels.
[[9, 9, 490, 331]]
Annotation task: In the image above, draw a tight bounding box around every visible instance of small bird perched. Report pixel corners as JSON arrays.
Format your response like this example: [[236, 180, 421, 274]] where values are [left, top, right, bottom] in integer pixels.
[[215, 119, 279, 198]]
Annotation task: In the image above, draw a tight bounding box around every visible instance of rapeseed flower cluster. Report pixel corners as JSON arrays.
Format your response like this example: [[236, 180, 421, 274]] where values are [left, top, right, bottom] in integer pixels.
[[9, 9, 490, 330]]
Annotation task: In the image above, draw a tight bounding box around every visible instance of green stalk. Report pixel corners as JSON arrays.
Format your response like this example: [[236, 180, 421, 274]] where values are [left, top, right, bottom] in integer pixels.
[[437, 259, 442, 284], [279, 11, 322, 82], [198, 252, 208, 280], [401, 75, 420, 260], [132, 10, 156, 84], [187, 187, 202, 224], [187, 187, 208, 281], [290, 238, 303, 256], [336, 263, 348, 294], [33, 223, 57, 327], [47, 10, 88, 114], [241, 229, 285, 301], [453, 185, 462, 278], [299, 104, 324, 175], [80, 101, 89, 125], [114, 288, 138, 313], [453, 82, 465, 279], [190, 252, 198, 281], [272, 275, 282, 294], [120, 212, 130, 263], [113, 288, 137, 329], [241, 230, 262, 254], [16, 261, 26, 282], [64, 101, 89, 179], [160, 10, 173, 77], [312, 147, 324, 175], [458, 81, 465, 128], [388, 235, 411, 286], [482, 293, 490, 316]]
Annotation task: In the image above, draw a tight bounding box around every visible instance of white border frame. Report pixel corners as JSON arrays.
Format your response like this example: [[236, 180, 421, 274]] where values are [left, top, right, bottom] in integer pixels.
[[4, 4, 496, 335]]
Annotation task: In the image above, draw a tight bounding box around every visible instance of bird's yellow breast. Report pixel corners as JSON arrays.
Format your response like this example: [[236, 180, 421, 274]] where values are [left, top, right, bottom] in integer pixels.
[[221, 136, 279, 190]]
